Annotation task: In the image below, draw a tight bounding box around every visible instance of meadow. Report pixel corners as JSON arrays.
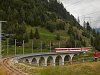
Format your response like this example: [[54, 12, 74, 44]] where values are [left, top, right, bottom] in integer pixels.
[[15, 61, 100, 75]]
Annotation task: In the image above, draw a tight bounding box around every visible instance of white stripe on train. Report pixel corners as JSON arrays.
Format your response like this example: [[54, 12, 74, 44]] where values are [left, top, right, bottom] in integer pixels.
[[55, 47, 92, 52]]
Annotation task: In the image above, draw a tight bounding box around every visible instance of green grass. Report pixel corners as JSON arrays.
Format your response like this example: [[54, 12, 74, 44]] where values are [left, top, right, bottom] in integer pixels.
[[41, 62, 100, 75], [1, 25, 94, 57], [16, 62, 100, 75], [1, 25, 69, 57], [26, 26, 69, 42], [2, 46, 51, 57]]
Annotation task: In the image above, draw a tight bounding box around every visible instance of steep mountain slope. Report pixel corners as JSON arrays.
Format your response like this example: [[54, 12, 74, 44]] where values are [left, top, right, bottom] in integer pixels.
[[0, 0, 80, 31], [0, 0, 100, 55]]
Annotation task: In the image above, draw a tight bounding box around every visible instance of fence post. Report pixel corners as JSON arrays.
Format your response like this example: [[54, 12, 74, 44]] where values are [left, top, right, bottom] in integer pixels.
[[59, 41, 60, 48], [23, 40, 24, 55], [15, 39, 16, 56], [7, 38, 9, 56], [41, 41, 42, 53], [50, 41, 51, 52], [32, 39, 33, 53]]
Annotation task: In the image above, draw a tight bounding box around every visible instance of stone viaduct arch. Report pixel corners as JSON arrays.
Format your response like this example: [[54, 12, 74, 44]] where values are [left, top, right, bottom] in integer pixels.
[[31, 58, 37, 65], [39, 57, 45, 66], [55, 55, 62, 66], [47, 56, 53, 66], [16, 52, 78, 66]]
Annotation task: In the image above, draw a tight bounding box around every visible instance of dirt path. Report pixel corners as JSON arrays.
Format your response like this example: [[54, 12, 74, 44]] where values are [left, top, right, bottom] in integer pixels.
[[0, 58, 26, 75]]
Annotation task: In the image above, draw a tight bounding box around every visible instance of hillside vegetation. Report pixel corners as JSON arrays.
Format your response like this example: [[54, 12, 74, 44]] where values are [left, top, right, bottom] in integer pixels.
[[0, 0, 100, 56], [16, 62, 100, 75]]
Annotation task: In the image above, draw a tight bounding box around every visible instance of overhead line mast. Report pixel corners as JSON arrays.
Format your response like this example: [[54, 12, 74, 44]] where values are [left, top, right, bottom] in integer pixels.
[[0, 21, 7, 59]]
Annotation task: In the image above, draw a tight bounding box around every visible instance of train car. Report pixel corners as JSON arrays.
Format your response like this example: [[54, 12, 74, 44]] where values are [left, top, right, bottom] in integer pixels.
[[55, 47, 92, 52]]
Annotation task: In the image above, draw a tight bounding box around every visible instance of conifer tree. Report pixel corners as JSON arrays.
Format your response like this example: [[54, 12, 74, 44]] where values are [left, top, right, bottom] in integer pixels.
[[83, 21, 86, 28], [56, 34, 60, 40], [24, 34, 29, 42], [77, 16, 80, 24], [29, 29, 34, 39], [86, 21, 92, 32], [34, 28, 40, 39]]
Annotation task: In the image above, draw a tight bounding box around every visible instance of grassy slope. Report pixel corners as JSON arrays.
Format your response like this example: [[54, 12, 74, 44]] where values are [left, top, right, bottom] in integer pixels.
[[26, 25, 69, 42], [2, 25, 91, 57], [16, 62, 100, 75], [2, 25, 69, 57], [41, 62, 100, 75]]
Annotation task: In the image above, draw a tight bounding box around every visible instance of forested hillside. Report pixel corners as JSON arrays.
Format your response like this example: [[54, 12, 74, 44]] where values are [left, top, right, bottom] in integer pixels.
[[0, 0, 80, 32], [0, 0, 100, 53]]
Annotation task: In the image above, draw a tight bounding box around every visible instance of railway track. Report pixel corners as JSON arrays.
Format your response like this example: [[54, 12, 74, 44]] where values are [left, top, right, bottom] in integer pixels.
[[1, 58, 26, 75]]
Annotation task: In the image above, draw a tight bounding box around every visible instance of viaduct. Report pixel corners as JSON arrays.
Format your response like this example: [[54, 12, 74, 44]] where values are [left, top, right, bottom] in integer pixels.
[[14, 51, 80, 66]]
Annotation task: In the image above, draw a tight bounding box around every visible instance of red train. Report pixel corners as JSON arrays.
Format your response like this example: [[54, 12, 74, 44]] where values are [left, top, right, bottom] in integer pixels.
[[55, 47, 92, 52]]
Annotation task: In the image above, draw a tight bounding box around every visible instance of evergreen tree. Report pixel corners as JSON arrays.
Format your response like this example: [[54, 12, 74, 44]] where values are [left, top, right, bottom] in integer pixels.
[[92, 29, 97, 37], [24, 34, 29, 42], [29, 29, 34, 39], [82, 30, 90, 38], [77, 16, 80, 24], [46, 21, 56, 33], [76, 41, 81, 47], [7, 6, 12, 21], [82, 40, 86, 47], [34, 28, 40, 39], [56, 34, 60, 40], [86, 21, 92, 32], [66, 35, 75, 48], [91, 37, 94, 46], [68, 26, 74, 36], [19, 7, 25, 22], [83, 21, 86, 28]]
